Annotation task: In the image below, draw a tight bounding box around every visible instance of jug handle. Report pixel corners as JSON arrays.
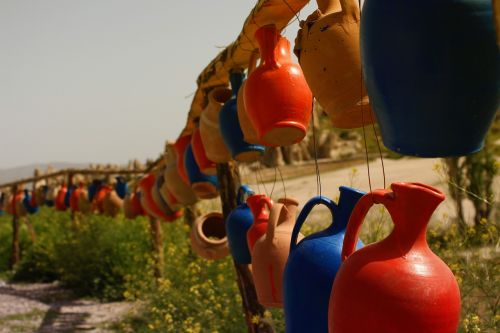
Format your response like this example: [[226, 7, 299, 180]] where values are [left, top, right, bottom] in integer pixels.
[[266, 203, 286, 243], [341, 189, 393, 261], [339, 0, 360, 17], [237, 185, 254, 205], [290, 196, 338, 252]]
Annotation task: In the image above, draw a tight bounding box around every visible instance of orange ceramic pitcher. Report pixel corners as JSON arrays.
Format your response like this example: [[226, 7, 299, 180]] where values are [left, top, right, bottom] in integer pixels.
[[246, 194, 273, 251], [296, 0, 374, 128], [191, 126, 217, 175], [252, 197, 303, 308], [245, 24, 313, 146]]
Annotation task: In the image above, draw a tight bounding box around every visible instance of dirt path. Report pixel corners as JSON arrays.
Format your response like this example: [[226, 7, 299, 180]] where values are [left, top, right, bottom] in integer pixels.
[[0, 280, 132, 333]]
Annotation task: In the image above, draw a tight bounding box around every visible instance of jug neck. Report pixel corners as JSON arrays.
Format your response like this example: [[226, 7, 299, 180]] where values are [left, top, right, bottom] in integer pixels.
[[246, 194, 271, 222], [329, 186, 365, 233], [229, 71, 245, 98]]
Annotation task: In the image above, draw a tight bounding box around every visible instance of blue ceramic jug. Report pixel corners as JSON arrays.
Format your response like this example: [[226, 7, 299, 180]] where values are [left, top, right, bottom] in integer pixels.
[[64, 185, 74, 209], [184, 143, 219, 199], [22, 189, 39, 215], [283, 187, 365, 333], [361, 0, 499, 157], [115, 176, 128, 199], [219, 71, 265, 162], [225, 185, 255, 264], [88, 180, 102, 203]]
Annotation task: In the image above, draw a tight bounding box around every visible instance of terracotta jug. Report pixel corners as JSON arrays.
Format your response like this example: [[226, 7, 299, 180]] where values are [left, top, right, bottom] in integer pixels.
[[70, 183, 84, 213], [362, 0, 498, 156], [184, 143, 219, 200], [78, 188, 92, 214], [93, 185, 112, 214], [151, 174, 182, 222], [219, 71, 265, 162], [329, 183, 461, 333], [252, 197, 303, 308], [124, 191, 145, 219], [190, 212, 229, 260], [237, 52, 261, 145], [173, 135, 192, 184], [14, 191, 28, 217], [283, 188, 364, 333], [245, 24, 313, 146], [199, 87, 232, 163], [296, 0, 374, 128], [140, 174, 182, 222], [246, 194, 272, 251], [22, 189, 39, 215], [163, 143, 198, 206], [55, 185, 68, 211], [191, 126, 217, 175], [225, 185, 255, 264], [103, 190, 123, 217]]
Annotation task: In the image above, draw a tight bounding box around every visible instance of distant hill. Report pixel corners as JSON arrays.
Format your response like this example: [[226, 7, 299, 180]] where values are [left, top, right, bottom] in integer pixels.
[[0, 162, 89, 185]]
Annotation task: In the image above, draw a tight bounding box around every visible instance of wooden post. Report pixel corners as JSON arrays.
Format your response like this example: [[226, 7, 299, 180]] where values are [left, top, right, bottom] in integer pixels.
[[10, 185, 20, 269], [217, 162, 275, 333], [67, 172, 76, 225], [149, 216, 164, 279]]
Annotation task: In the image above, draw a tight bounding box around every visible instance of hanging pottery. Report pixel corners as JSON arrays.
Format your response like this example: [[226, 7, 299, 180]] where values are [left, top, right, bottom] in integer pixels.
[[164, 143, 198, 206], [191, 126, 217, 175], [361, 0, 498, 156], [22, 189, 39, 215], [115, 176, 128, 199], [14, 191, 27, 217], [219, 71, 265, 162], [245, 24, 313, 146], [173, 135, 192, 184], [252, 197, 303, 308], [151, 173, 182, 222], [124, 191, 145, 219], [190, 212, 229, 260], [103, 190, 123, 217], [93, 185, 112, 214], [55, 185, 68, 211], [139, 174, 182, 222], [70, 183, 83, 213], [246, 193, 272, 251], [225, 185, 255, 264], [34, 186, 49, 207], [296, 0, 373, 128], [159, 171, 182, 211], [184, 143, 219, 200], [329, 183, 461, 333], [237, 52, 262, 145], [199, 87, 232, 163], [283, 188, 364, 333], [78, 188, 92, 214]]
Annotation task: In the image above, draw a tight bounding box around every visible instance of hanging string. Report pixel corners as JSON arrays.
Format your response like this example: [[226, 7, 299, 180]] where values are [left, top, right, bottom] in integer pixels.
[[269, 167, 278, 199], [311, 100, 322, 197], [256, 162, 270, 196], [277, 165, 287, 200]]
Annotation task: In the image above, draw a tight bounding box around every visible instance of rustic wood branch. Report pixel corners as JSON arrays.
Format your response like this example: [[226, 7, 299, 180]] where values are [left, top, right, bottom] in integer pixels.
[[149, 216, 164, 279]]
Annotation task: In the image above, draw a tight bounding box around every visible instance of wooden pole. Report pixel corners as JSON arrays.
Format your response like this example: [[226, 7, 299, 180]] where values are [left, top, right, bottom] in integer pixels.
[[216, 162, 275, 333], [10, 185, 20, 269], [149, 216, 164, 279]]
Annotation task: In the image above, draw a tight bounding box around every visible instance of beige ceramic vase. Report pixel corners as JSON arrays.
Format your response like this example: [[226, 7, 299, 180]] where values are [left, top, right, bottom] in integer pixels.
[[102, 190, 123, 217], [78, 189, 92, 214], [151, 177, 177, 219], [163, 144, 198, 206], [190, 212, 229, 260], [252, 197, 304, 308], [237, 52, 261, 145], [296, 0, 374, 128], [199, 87, 232, 163]]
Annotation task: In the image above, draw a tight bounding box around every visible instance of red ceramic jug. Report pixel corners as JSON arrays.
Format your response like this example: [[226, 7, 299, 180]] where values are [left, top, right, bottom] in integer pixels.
[[244, 24, 313, 147], [70, 183, 85, 213], [173, 135, 192, 184], [55, 185, 68, 211], [93, 185, 112, 214], [329, 182, 461, 333], [191, 127, 217, 176], [246, 194, 272, 251]]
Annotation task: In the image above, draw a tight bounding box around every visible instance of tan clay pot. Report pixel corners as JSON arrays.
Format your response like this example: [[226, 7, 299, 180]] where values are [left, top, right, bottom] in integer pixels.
[[190, 212, 229, 260], [252, 197, 304, 308], [163, 144, 198, 206], [102, 190, 123, 217], [199, 87, 232, 163], [78, 189, 92, 214], [237, 52, 261, 145], [296, 0, 374, 128], [151, 178, 178, 221], [123, 193, 135, 219]]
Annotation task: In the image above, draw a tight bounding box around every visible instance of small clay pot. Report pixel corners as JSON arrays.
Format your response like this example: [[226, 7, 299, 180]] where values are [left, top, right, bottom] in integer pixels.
[[103, 190, 123, 217], [164, 143, 198, 205], [190, 212, 229, 260], [191, 127, 217, 175]]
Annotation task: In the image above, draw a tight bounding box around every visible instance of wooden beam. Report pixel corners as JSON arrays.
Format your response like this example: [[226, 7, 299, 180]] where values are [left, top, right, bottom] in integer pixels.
[[10, 185, 20, 269]]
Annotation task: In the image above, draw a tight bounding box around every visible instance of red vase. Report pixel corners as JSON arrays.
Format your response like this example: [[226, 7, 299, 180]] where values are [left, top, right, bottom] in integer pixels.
[[70, 183, 84, 213], [55, 185, 68, 211], [191, 127, 217, 175], [174, 135, 192, 184], [244, 24, 313, 147], [93, 185, 112, 214], [329, 182, 461, 333], [246, 194, 272, 251]]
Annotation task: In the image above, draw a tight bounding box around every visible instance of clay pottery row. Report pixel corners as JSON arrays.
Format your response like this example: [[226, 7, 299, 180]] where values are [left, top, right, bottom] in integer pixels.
[[284, 187, 364, 333], [152, 173, 182, 222], [102, 190, 123, 217], [225, 185, 255, 264], [199, 88, 232, 163], [14, 191, 28, 217], [163, 143, 198, 206], [115, 177, 128, 199], [252, 197, 303, 308], [22, 189, 39, 214], [190, 212, 229, 260], [124, 191, 146, 219], [219, 71, 265, 162], [184, 143, 219, 199], [93, 185, 112, 214], [191, 127, 217, 175], [297, 0, 374, 128], [246, 193, 273, 252], [55, 185, 68, 211], [329, 183, 460, 333], [158, 168, 182, 211], [237, 52, 261, 145], [361, 0, 498, 156], [70, 183, 84, 213], [139, 173, 182, 222], [173, 135, 192, 184], [245, 24, 313, 147], [77, 188, 92, 214]]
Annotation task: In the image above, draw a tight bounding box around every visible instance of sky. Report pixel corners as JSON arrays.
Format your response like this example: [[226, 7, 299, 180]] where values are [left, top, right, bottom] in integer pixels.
[[0, 0, 317, 169]]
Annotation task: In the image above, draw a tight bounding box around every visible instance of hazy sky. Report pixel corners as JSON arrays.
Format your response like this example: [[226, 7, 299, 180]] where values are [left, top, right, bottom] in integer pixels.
[[0, 0, 317, 169]]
